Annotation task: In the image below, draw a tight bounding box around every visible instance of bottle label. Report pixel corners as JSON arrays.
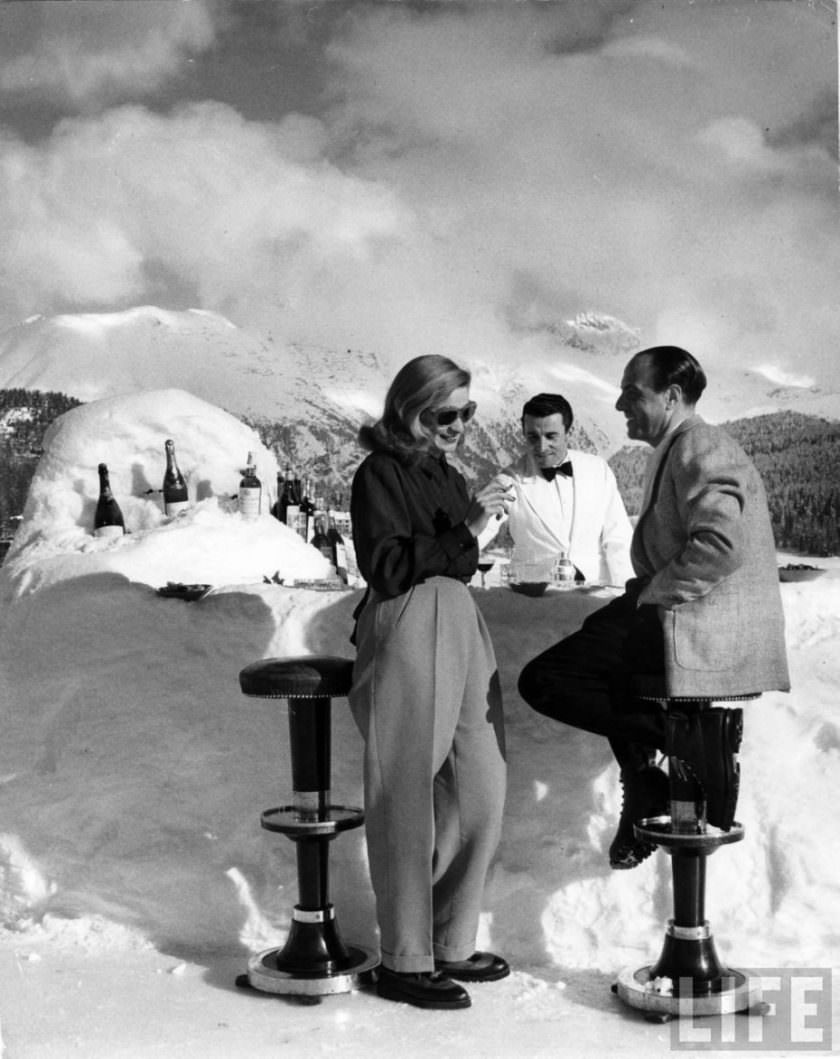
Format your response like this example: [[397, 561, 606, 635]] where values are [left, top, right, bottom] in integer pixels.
[[94, 524, 124, 539], [285, 504, 300, 530], [164, 500, 190, 517], [239, 486, 261, 520]]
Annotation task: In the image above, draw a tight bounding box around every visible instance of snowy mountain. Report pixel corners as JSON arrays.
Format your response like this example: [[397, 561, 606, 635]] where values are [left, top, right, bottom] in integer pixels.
[[0, 308, 837, 477]]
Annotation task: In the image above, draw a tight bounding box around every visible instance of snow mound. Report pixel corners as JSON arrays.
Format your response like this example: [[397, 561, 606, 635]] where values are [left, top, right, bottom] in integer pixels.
[[2, 388, 332, 598]]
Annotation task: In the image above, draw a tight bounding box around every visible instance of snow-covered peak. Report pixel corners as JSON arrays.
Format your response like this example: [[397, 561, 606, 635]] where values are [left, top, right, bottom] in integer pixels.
[[1, 307, 838, 461]]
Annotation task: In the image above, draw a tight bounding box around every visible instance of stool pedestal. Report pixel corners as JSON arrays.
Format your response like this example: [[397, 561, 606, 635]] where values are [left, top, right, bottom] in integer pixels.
[[614, 820, 758, 1018], [615, 699, 759, 1020], [237, 656, 378, 997]]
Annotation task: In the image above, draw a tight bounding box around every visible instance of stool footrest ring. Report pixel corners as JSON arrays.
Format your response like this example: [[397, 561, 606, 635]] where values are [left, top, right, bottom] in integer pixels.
[[260, 805, 365, 836], [634, 816, 744, 852]]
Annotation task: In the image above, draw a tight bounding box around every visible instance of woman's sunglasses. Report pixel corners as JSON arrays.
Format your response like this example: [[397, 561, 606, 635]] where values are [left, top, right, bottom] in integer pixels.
[[421, 401, 477, 428]]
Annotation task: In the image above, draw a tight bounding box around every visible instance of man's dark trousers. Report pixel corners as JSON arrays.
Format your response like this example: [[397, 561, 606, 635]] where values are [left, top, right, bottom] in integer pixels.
[[518, 590, 667, 767]]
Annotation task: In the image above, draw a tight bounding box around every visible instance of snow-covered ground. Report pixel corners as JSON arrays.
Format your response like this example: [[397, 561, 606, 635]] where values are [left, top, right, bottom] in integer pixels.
[[0, 391, 837, 1057]]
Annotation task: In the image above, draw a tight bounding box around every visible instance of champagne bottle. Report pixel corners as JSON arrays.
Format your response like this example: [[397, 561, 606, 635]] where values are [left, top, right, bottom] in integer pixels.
[[238, 452, 261, 521], [94, 463, 126, 538], [162, 439, 189, 517]]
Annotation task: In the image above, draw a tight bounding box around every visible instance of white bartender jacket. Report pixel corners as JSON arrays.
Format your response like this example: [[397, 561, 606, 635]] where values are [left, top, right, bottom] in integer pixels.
[[479, 449, 635, 586]]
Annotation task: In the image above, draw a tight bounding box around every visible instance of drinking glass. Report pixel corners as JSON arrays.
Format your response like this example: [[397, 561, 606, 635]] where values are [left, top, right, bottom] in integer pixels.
[[477, 554, 495, 589]]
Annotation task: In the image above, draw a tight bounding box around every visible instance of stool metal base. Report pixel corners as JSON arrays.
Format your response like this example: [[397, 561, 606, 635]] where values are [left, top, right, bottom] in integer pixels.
[[243, 903, 379, 997], [615, 813, 752, 1020], [246, 944, 379, 997], [615, 964, 758, 1018]]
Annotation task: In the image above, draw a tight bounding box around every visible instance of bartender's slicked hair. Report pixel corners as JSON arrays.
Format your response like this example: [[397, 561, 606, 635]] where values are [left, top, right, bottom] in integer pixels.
[[521, 393, 573, 431]]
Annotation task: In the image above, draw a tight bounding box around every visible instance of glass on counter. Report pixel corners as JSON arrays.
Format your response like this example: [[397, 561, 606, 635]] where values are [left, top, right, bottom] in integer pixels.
[[502, 552, 585, 596]]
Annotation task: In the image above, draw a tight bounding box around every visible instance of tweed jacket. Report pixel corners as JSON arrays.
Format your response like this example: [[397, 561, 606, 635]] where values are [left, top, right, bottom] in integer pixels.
[[478, 449, 634, 585], [633, 415, 790, 698]]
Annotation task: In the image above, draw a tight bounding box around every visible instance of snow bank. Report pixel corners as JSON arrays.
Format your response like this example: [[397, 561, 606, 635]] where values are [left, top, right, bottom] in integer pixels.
[[3, 388, 331, 595], [0, 389, 837, 985]]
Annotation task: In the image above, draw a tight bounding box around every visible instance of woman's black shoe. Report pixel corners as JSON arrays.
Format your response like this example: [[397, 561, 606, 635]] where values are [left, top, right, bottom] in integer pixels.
[[376, 967, 471, 1009], [435, 951, 510, 982]]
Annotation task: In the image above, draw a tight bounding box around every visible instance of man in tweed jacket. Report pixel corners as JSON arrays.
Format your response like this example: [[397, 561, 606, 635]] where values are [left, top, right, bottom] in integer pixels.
[[518, 346, 789, 869]]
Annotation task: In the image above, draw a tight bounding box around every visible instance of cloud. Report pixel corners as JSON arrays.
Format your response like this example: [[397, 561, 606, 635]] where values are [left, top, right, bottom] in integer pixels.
[[0, 102, 410, 324], [315, 3, 840, 376], [601, 35, 692, 66], [697, 114, 834, 179], [752, 365, 817, 390], [0, 0, 837, 399], [767, 87, 838, 158], [0, 0, 216, 106]]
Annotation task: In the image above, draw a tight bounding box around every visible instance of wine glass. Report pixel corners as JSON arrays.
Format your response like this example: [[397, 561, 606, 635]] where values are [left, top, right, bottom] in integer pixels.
[[477, 554, 495, 590]]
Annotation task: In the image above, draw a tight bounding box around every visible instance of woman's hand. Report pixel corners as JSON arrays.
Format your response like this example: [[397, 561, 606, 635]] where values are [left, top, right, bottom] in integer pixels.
[[465, 477, 515, 537]]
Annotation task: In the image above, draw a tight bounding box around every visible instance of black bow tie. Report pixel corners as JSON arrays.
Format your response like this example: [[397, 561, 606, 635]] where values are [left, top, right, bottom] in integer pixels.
[[542, 461, 573, 481]]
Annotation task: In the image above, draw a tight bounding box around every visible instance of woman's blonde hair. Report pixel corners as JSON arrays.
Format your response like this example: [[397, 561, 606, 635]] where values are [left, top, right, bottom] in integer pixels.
[[359, 354, 471, 460]]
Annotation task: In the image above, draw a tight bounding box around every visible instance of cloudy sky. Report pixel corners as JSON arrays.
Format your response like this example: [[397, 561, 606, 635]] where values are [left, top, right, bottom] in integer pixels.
[[0, 0, 837, 393]]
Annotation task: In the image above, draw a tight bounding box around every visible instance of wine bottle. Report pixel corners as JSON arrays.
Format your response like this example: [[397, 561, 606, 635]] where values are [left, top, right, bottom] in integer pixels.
[[238, 452, 262, 521], [277, 466, 296, 524], [285, 467, 301, 532], [297, 476, 314, 540], [94, 463, 126, 538], [327, 511, 348, 583], [162, 439, 190, 517], [310, 513, 333, 562], [270, 468, 286, 522]]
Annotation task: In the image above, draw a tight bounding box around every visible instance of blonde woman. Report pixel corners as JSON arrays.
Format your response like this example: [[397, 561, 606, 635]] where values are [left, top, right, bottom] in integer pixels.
[[349, 354, 511, 1010]]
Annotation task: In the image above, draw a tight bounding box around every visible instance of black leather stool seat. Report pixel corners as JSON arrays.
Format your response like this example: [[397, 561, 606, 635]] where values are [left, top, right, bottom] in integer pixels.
[[239, 656, 354, 699]]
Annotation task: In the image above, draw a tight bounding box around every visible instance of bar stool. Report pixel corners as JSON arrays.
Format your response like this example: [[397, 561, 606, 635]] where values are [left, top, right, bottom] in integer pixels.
[[613, 691, 764, 1021], [235, 655, 378, 998]]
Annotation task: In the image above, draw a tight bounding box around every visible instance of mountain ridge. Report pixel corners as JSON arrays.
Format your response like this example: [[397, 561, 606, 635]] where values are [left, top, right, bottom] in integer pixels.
[[2, 307, 838, 464]]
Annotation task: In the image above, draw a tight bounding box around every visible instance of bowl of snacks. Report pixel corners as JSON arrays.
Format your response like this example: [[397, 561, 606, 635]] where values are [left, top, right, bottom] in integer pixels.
[[778, 563, 825, 583], [509, 581, 549, 597]]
